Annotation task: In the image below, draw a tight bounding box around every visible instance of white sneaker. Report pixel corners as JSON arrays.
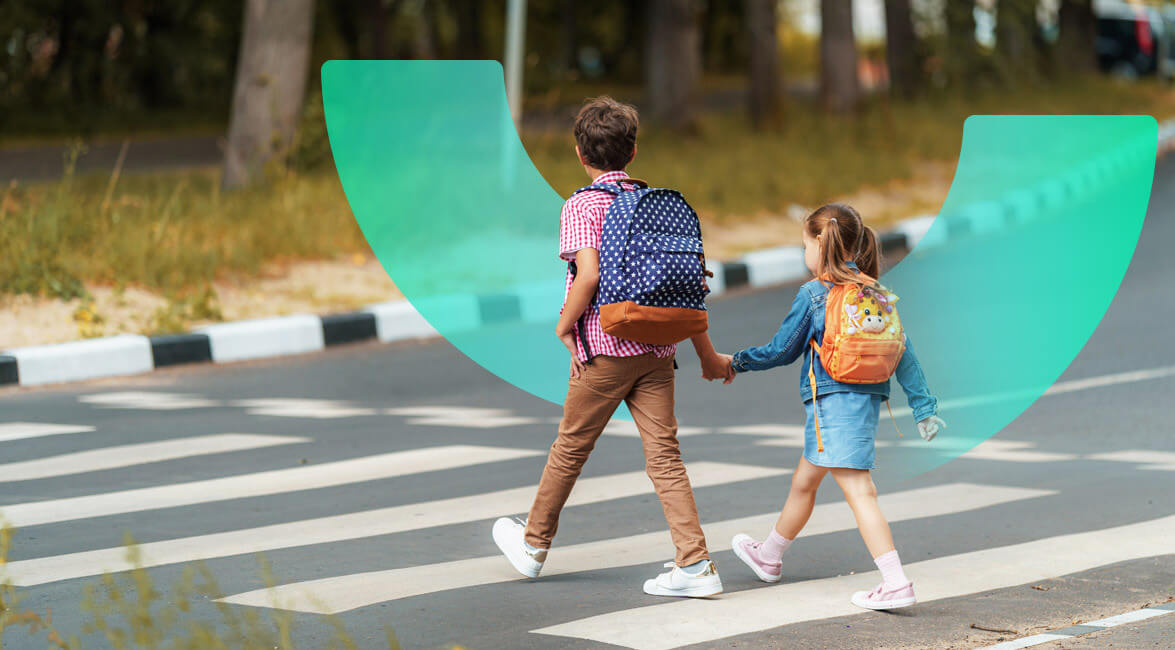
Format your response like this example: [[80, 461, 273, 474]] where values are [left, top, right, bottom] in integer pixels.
[[642, 561, 723, 598], [492, 517, 546, 578]]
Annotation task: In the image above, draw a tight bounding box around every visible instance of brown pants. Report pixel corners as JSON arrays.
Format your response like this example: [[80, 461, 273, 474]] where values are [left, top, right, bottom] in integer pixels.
[[524, 353, 710, 566]]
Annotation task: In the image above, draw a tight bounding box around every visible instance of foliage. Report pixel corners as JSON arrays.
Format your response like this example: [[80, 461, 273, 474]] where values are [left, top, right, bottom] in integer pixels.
[[1, 521, 412, 648]]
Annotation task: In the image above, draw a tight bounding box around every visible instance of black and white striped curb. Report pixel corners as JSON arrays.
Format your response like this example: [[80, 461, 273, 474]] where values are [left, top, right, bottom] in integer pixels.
[[978, 600, 1175, 649], [2, 120, 1171, 388]]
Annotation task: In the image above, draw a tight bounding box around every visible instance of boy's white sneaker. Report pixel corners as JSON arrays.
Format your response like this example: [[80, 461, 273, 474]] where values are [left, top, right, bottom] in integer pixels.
[[642, 561, 723, 598], [492, 517, 546, 578]]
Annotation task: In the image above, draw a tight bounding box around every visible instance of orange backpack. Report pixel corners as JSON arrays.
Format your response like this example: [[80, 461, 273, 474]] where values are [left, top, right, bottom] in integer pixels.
[[807, 276, 905, 451]]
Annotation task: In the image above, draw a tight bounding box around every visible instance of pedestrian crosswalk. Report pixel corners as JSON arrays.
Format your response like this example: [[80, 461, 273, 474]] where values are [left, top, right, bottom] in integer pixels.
[[219, 483, 1051, 614], [3, 383, 1174, 648], [531, 513, 1175, 649]]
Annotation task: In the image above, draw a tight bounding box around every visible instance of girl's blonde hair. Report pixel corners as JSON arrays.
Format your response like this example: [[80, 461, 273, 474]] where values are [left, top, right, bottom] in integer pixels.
[[804, 203, 883, 289]]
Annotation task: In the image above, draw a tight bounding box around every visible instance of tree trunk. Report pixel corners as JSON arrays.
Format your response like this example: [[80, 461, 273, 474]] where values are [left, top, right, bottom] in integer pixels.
[[884, 0, 918, 98], [945, 0, 979, 86], [996, 0, 1039, 79], [222, 0, 315, 190], [746, 0, 782, 129], [1057, 0, 1097, 72], [453, 0, 484, 59], [646, 0, 702, 130], [820, 0, 859, 113]]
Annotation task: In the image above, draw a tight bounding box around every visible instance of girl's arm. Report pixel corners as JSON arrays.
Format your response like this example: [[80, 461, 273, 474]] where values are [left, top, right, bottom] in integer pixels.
[[894, 334, 938, 422], [730, 287, 815, 373]]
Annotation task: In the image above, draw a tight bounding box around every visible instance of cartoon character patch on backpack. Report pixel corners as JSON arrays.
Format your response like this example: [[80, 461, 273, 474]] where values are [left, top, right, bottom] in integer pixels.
[[807, 276, 906, 451]]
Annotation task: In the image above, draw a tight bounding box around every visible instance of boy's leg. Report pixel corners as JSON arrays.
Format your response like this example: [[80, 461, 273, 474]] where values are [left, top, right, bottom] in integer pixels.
[[524, 356, 634, 550], [625, 355, 709, 567]]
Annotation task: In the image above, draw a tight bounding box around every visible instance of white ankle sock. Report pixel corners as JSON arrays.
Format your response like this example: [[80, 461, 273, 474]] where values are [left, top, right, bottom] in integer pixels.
[[874, 550, 910, 587]]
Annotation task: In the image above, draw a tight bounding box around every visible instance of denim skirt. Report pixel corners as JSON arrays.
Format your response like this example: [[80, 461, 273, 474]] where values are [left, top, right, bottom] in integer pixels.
[[802, 391, 883, 470]]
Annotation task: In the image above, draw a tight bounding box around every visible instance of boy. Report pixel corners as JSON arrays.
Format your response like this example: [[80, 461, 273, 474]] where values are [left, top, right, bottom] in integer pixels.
[[493, 96, 732, 597]]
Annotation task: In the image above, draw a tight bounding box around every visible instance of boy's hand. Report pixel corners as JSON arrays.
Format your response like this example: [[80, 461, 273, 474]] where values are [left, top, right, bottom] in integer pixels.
[[917, 415, 946, 441], [701, 353, 735, 385], [557, 325, 585, 378]]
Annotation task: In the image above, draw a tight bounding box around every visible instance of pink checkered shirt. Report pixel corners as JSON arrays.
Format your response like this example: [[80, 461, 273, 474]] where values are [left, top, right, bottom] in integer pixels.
[[559, 170, 676, 362]]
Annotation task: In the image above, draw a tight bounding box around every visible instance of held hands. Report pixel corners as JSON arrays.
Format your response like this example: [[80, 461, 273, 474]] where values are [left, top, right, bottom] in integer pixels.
[[701, 352, 735, 385], [556, 323, 585, 379], [917, 415, 946, 442]]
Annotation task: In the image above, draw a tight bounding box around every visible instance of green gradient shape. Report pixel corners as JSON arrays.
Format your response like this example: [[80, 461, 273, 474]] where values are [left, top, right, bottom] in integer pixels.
[[878, 114, 1155, 478], [322, 60, 1156, 478]]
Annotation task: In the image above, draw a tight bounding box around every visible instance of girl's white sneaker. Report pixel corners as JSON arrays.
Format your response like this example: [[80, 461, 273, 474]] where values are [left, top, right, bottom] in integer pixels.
[[642, 561, 723, 598], [492, 517, 546, 578]]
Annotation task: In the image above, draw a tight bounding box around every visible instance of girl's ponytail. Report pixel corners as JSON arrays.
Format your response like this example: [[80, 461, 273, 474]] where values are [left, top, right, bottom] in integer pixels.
[[856, 225, 881, 280], [805, 203, 883, 289]]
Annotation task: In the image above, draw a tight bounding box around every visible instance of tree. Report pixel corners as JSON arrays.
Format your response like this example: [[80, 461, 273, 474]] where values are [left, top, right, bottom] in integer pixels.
[[944, 0, 981, 86], [746, 0, 782, 129], [996, 0, 1044, 80], [222, 0, 315, 190], [820, 0, 859, 113], [1057, 0, 1097, 73], [646, 0, 702, 129], [884, 0, 918, 98]]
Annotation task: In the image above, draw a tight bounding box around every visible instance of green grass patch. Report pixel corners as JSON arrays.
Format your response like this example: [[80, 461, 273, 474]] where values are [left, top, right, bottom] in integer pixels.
[[523, 75, 1174, 223]]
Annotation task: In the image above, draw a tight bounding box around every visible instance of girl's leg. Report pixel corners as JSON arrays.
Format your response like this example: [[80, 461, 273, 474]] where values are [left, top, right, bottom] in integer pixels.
[[731, 457, 829, 582], [829, 468, 894, 557], [774, 457, 830, 539]]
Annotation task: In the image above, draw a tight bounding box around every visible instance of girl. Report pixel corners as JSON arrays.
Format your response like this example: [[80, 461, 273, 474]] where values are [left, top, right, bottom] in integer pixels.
[[724, 203, 945, 610]]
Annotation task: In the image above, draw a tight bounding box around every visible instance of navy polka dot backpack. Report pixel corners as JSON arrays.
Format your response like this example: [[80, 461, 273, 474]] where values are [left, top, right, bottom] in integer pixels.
[[571, 178, 711, 346]]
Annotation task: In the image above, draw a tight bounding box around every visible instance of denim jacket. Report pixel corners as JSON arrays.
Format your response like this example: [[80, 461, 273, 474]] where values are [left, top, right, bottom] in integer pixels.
[[731, 270, 938, 422]]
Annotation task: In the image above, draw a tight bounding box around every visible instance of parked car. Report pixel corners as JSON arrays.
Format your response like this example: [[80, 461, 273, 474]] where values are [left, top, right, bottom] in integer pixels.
[[1095, 0, 1172, 79]]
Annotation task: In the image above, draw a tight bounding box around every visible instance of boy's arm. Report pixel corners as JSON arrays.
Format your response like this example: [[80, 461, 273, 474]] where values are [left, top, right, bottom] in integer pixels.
[[690, 331, 734, 383], [730, 287, 814, 373], [556, 248, 600, 376], [894, 333, 938, 422]]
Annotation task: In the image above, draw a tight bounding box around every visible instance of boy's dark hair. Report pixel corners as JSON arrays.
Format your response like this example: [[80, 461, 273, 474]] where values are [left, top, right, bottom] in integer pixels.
[[573, 96, 639, 171]]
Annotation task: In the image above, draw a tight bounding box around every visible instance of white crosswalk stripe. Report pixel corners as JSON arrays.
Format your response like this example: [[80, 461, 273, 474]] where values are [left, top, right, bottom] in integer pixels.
[[233, 399, 378, 418], [0, 422, 94, 443], [4, 461, 784, 587], [531, 513, 1175, 649], [0, 444, 541, 528], [384, 406, 539, 428], [79, 392, 221, 410], [1086, 450, 1175, 471], [219, 483, 1051, 614], [0, 433, 308, 482]]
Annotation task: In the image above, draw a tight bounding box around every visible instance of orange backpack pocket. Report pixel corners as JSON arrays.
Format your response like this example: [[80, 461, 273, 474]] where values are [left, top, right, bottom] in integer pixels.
[[825, 337, 904, 384]]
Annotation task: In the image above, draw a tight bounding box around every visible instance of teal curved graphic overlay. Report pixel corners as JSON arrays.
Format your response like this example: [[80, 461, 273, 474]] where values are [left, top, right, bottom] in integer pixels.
[[879, 114, 1154, 478], [323, 60, 1155, 477], [323, 60, 571, 405]]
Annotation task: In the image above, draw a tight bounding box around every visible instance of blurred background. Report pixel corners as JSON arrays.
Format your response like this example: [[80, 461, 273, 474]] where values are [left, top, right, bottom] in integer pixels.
[[0, 0, 1171, 349]]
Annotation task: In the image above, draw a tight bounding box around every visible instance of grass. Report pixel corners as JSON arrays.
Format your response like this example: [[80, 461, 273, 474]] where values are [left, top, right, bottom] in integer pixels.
[[0, 522, 418, 649], [524, 75, 1175, 223], [1, 75, 1171, 314]]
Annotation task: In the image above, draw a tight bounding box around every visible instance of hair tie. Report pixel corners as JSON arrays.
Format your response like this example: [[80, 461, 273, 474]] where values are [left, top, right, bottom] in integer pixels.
[[828, 218, 838, 225]]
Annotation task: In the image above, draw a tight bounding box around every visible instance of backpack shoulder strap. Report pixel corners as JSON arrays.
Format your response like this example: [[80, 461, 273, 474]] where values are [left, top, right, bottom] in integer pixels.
[[571, 177, 650, 196]]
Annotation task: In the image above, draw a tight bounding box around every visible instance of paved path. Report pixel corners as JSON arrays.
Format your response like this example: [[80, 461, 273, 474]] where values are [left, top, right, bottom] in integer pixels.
[[0, 158, 1171, 648]]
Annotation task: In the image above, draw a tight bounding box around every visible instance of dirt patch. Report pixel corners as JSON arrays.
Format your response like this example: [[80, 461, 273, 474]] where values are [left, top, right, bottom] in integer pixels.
[[702, 160, 952, 259], [0, 255, 401, 349]]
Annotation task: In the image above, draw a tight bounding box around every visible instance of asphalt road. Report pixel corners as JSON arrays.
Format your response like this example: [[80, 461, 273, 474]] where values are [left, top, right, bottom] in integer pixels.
[[0, 157, 1172, 649]]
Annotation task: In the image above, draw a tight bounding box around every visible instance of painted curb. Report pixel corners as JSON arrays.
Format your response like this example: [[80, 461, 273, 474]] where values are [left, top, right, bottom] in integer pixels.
[[2, 120, 1171, 388]]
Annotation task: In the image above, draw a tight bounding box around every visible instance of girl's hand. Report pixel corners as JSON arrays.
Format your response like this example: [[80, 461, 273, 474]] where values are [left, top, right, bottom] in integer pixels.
[[917, 415, 946, 442]]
